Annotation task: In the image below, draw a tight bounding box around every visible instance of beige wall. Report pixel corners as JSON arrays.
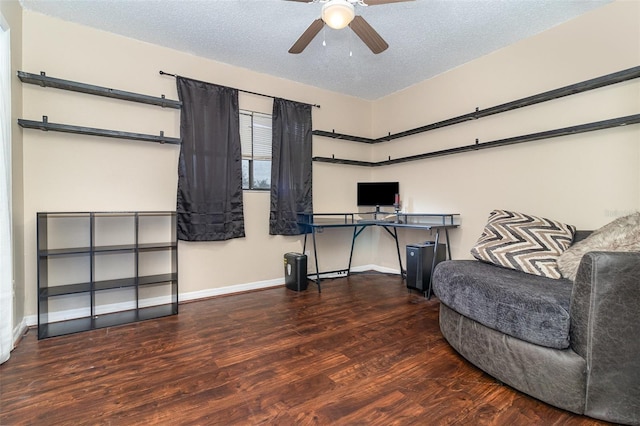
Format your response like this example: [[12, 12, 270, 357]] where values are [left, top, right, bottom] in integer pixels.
[[370, 0, 640, 267], [1, 0, 25, 338], [14, 1, 640, 323], [19, 10, 373, 319]]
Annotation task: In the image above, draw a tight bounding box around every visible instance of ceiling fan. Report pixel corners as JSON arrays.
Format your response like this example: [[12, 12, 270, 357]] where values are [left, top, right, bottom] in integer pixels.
[[287, 0, 414, 55]]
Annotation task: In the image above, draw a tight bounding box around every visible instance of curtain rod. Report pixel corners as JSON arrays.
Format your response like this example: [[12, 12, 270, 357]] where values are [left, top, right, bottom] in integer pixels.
[[159, 71, 320, 109]]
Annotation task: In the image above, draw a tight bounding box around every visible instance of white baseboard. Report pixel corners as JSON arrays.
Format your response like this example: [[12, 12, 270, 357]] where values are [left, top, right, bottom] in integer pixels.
[[180, 266, 401, 300], [179, 277, 285, 302], [12, 318, 28, 346], [351, 264, 401, 275], [23, 266, 401, 328], [23, 296, 176, 327]]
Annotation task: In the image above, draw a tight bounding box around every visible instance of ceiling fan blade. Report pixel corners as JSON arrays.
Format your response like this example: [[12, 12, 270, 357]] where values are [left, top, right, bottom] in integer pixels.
[[363, 0, 414, 4], [289, 19, 324, 54], [349, 16, 388, 54]]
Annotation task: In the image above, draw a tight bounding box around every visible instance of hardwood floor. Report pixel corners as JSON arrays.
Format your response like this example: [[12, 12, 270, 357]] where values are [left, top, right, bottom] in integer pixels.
[[1, 273, 610, 425]]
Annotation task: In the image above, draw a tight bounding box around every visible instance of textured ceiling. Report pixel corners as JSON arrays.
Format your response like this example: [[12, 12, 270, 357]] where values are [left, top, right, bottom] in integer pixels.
[[20, 0, 612, 100]]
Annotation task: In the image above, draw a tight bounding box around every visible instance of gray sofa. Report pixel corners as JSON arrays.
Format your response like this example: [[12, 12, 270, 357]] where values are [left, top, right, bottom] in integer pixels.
[[433, 231, 640, 425]]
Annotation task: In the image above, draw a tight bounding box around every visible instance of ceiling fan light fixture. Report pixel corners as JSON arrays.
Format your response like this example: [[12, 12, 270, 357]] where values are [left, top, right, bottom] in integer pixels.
[[322, 0, 355, 30]]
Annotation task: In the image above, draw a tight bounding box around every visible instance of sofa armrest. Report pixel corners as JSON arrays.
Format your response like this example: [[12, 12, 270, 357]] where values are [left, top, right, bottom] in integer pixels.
[[569, 251, 640, 423]]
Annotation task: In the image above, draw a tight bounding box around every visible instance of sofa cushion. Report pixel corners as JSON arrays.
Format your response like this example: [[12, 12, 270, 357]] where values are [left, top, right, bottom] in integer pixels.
[[558, 212, 640, 281], [433, 260, 574, 349], [471, 210, 576, 279]]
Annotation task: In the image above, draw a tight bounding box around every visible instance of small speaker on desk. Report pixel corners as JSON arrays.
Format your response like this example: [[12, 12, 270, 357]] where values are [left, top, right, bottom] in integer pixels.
[[406, 242, 446, 296]]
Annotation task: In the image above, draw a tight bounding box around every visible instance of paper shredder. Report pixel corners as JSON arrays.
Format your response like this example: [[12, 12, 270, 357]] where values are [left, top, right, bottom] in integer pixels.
[[284, 252, 308, 291]]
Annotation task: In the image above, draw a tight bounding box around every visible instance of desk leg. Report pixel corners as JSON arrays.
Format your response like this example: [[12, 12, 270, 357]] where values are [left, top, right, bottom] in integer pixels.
[[311, 227, 321, 293], [392, 227, 404, 278], [445, 228, 452, 260], [426, 229, 441, 300], [346, 226, 359, 276], [303, 232, 308, 253]]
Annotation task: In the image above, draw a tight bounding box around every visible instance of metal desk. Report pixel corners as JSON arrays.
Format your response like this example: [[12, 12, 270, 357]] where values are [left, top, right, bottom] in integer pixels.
[[298, 213, 459, 295]]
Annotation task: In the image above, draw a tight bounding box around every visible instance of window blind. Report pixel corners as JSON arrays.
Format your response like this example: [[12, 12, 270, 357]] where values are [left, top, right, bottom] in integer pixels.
[[240, 111, 271, 161]]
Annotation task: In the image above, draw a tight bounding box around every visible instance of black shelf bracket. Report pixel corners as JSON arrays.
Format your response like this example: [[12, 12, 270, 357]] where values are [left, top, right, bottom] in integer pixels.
[[18, 116, 181, 145], [312, 65, 640, 144], [313, 114, 640, 167], [18, 71, 182, 109]]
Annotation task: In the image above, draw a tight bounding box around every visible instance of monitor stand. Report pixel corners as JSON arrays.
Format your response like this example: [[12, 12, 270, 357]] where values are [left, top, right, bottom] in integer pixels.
[[366, 206, 388, 221]]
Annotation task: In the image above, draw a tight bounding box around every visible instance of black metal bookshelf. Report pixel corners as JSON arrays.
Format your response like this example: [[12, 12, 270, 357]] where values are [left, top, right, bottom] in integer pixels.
[[36, 211, 178, 339]]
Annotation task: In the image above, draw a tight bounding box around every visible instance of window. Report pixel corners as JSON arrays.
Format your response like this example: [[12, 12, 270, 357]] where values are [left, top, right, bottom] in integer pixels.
[[240, 110, 272, 190]]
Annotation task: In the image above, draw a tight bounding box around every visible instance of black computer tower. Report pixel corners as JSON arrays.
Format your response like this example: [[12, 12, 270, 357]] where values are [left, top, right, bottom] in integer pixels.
[[284, 252, 308, 291], [406, 243, 446, 296]]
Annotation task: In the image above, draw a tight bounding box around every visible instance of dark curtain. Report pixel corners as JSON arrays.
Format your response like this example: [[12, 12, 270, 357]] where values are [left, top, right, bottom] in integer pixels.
[[176, 77, 245, 241], [270, 98, 313, 235]]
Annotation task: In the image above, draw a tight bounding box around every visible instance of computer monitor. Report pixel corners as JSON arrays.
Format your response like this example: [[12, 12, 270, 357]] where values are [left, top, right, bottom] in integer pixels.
[[357, 182, 399, 209]]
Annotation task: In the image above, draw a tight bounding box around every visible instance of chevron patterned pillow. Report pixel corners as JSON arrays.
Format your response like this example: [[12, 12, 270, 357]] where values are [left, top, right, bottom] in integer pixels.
[[471, 210, 576, 279]]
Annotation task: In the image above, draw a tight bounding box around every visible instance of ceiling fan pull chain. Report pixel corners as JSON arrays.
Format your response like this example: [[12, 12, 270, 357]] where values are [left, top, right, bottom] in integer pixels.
[[349, 28, 353, 57]]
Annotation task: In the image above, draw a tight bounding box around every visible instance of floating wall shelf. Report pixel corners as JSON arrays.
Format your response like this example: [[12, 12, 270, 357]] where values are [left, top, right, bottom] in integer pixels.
[[17, 67, 639, 154], [18, 70, 181, 145], [18, 71, 182, 109], [313, 65, 640, 145], [313, 114, 640, 167], [18, 116, 181, 145]]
